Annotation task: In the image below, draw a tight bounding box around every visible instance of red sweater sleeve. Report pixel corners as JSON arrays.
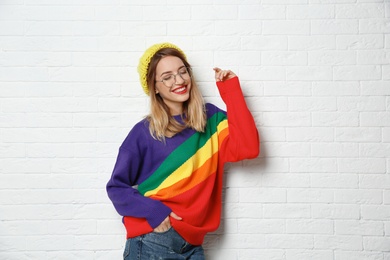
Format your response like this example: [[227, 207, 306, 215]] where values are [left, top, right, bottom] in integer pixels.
[[216, 76, 260, 162]]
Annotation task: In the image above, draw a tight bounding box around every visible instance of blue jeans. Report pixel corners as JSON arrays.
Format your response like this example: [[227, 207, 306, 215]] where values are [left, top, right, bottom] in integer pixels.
[[123, 227, 205, 260]]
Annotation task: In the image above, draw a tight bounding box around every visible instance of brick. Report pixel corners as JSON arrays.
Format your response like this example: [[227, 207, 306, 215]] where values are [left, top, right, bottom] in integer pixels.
[[362, 205, 390, 220], [287, 5, 335, 19], [311, 173, 358, 188], [312, 204, 360, 219], [286, 249, 333, 260], [288, 97, 337, 111], [263, 204, 311, 219], [289, 35, 336, 50], [311, 19, 358, 35], [287, 188, 334, 203], [263, 20, 310, 35], [239, 5, 286, 20], [336, 3, 385, 18], [360, 18, 390, 34], [289, 158, 338, 173], [337, 34, 384, 49], [286, 127, 334, 142], [287, 66, 333, 81], [335, 189, 383, 204], [314, 235, 363, 250], [286, 219, 334, 234], [335, 220, 384, 236], [335, 127, 381, 142], [309, 50, 356, 65]]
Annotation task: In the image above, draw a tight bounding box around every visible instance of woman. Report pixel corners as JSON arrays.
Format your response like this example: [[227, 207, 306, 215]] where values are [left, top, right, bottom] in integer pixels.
[[106, 42, 260, 259]]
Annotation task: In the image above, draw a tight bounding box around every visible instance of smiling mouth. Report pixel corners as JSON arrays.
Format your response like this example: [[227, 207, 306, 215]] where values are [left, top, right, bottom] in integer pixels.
[[172, 85, 188, 94]]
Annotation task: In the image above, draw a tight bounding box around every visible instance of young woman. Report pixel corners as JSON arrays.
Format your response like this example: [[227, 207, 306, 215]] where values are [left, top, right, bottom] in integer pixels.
[[106, 42, 260, 259]]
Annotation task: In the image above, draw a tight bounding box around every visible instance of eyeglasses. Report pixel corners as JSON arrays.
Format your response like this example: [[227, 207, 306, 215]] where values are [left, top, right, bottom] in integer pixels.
[[156, 67, 191, 88]]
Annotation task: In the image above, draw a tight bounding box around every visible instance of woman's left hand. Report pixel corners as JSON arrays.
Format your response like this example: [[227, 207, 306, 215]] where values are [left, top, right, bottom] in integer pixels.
[[213, 67, 237, 82]]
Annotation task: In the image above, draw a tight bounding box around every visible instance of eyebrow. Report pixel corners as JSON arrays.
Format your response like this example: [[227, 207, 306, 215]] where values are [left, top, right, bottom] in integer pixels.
[[160, 65, 186, 77]]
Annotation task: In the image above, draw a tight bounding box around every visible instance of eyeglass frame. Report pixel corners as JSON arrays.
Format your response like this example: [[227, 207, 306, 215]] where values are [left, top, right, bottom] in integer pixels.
[[155, 66, 192, 88]]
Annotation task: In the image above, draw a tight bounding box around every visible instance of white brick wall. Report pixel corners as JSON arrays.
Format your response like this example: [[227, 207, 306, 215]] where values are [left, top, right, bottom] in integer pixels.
[[0, 0, 389, 259]]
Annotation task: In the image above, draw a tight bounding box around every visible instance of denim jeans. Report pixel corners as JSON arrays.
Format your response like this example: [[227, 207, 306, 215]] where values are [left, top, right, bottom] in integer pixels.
[[123, 227, 205, 260]]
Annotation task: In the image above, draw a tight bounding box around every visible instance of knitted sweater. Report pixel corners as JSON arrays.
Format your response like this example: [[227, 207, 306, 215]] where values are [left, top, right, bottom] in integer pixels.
[[106, 76, 260, 245]]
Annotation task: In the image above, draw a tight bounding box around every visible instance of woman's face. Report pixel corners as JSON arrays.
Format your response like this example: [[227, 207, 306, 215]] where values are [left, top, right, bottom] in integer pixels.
[[154, 56, 192, 115]]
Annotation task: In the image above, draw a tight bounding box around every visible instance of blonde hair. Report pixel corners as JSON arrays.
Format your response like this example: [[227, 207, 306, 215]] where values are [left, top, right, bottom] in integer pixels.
[[145, 47, 206, 141]]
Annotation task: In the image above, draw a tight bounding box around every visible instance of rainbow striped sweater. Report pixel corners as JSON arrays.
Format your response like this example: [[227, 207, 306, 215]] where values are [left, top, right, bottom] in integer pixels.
[[106, 76, 260, 245]]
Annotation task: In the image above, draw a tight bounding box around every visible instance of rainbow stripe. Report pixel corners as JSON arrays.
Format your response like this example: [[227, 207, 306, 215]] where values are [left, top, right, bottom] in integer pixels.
[[138, 111, 229, 199]]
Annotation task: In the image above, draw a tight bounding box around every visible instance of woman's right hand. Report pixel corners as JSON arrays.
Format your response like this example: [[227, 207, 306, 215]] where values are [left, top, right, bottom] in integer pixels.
[[153, 212, 182, 233]]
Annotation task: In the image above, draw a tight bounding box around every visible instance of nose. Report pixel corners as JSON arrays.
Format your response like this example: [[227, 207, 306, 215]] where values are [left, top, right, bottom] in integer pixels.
[[174, 74, 185, 84]]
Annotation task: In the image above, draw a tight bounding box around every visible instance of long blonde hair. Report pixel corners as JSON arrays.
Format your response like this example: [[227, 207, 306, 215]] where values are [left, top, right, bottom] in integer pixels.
[[146, 48, 206, 141]]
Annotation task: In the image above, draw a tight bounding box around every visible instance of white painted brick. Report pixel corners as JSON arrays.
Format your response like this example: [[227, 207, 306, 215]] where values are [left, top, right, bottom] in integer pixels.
[[313, 81, 360, 96], [289, 35, 336, 50], [360, 143, 390, 158], [237, 219, 285, 234], [314, 235, 363, 250], [286, 219, 334, 234], [242, 35, 288, 50], [263, 112, 311, 127], [287, 66, 333, 81], [339, 158, 386, 173], [239, 249, 285, 260], [358, 50, 390, 64], [262, 51, 307, 66], [335, 251, 384, 260], [335, 127, 381, 142], [312, 137, 350, 155], [311, 173, 358, 188], [312, 204, 360, 220], [240, 66, 286, 81], [334, 65, 382, 80], [263, 20, 310, 35], [263, 81, 311, 96], [312, 112, 359, 127], [286, 249, 334, 260], [335, 220, 384, 236], [264, 142, 311, 157], [239, 5, 286, 20], [361, 112, 390, 127], [364, 236, 390, 251], [263, 204, 311, 219], [192, 5, 237, 20], [240, 188, 287, 203], [336, 3, 385, 18], [286, 127, 334, 142], [309, 50, 356, 65], [359, 174, 390, 189], [287, 188, 334, 203], [360, 18, 390, 34], [265, 234, 313, 249], [0, 21, 23, 35], [289, 158, 338, 173], [287, 5, 335, 19], [335, 189, 383, 204], [362, 205, 390, 220], [338, 96, 386, 112], [337, 34, 384, 50], [311, 19, 359, 35], [261, 173, 311, 188], [288, 97, 337, 112]]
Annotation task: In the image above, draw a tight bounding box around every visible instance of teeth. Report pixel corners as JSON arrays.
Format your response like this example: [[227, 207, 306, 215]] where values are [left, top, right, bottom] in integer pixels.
[[173, 86, 186, 93]]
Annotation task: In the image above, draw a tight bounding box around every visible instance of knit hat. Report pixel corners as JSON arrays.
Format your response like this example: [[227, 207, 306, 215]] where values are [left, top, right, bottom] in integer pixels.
[[137, 42, 187, 95]]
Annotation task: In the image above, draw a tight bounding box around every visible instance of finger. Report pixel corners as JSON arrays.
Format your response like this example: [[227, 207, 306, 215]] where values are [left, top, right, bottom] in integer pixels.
[[213, 67, 221, 72], [170, 212, 182, 220]]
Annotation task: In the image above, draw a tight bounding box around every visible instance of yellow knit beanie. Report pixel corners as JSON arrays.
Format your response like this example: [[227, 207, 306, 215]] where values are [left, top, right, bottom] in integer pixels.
[[137, 42, 187, 95]]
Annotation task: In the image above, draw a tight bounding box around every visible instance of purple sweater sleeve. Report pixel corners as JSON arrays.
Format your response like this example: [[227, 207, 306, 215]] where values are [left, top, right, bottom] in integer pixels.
[[106, 125, 171, 229]]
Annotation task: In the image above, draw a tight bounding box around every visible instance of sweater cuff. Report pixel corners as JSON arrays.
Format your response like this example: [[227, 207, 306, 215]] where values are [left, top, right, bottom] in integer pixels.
[[146, 202, 172, 229], [216, 76, 241, 95]]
